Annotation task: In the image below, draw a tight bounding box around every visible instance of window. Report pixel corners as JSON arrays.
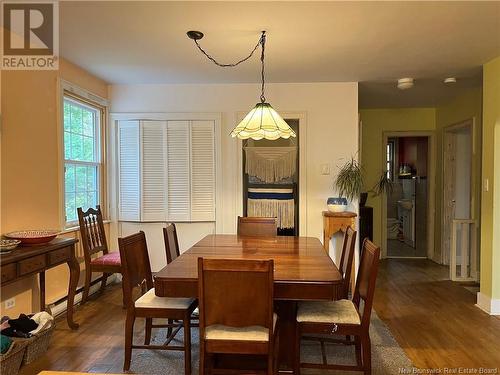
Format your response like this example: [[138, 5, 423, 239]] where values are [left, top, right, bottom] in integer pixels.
[[117, 120, 216, 222], [63, 96, 102, 225], [386, 140, 395, 180]]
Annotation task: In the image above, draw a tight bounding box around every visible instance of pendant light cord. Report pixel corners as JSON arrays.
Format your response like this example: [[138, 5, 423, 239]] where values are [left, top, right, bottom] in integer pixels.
[[260, 32, 266, 103], [191, 31, 267, 102]]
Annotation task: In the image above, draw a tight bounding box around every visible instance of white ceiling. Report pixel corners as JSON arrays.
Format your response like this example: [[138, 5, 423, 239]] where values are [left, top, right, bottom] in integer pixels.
[[60, 1, 500, 107]]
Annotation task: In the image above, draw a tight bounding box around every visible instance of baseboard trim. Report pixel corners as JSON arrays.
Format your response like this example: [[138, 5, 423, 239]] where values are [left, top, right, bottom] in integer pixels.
[[49, 274, 118, 318], [476, 292, 500, 315]]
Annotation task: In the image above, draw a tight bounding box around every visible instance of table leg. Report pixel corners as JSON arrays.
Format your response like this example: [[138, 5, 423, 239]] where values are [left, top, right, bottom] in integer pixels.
[[275, 300, 297, 374], [39, 271, 46, 312], [66, 253, 80, 330]]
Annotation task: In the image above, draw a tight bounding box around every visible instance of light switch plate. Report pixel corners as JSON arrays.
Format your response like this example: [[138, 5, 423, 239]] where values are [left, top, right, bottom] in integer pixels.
[[321, 164, 330, 175]]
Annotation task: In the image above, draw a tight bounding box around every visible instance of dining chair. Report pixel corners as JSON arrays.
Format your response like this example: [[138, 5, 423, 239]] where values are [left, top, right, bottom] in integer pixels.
[[295, 239, 381, 375], [119, 231, 197, 374], [77, 205, 122, 304], [338, 226, 357, 299], [163, 223, 180, 264], [237, 216, 278, 237], [198, 258, 279, 375], [162, 223, 199, 331]]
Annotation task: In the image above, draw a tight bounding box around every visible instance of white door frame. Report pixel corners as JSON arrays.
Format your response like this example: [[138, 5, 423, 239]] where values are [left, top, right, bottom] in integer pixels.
[[235, 111, 308, 236], [381, 131, 436, 259], [441, 118, 476, 265]]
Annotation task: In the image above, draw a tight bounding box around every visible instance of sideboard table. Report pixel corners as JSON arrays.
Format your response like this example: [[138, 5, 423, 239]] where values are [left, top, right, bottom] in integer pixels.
[[0, 238, 80, 329]]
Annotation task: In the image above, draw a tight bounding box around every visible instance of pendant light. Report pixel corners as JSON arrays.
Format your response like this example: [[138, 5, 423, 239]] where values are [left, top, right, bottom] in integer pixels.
[[187, 30, 296, 140]]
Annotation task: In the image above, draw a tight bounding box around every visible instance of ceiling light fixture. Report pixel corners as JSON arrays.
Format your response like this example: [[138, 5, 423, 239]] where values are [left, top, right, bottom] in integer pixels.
[[397, 78, 414, 90], [444, 77, 457, 84], [187, 30, 296, 140]]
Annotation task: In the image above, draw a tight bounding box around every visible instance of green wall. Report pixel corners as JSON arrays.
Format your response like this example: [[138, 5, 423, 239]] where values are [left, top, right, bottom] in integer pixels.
[[435, 87, 483, 263], [360, 108, 436, 248], [480, 56, 500, 301]]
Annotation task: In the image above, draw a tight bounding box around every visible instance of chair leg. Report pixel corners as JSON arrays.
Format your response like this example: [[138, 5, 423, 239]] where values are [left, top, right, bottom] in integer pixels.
[[101, 272, 110, 293], [361, 333, 371, 375], [82, 266, 92, 304], [267, 347, 274, 375], [144, 318, 153, 345], [355, 335, 362, 367], [294, 324, 301, 375], [274, 328, 280, 375], [199, 340, 205, 375], [183, 317, 191, 375], [167, 318, 173, 337], [123, 312, 135, 371]]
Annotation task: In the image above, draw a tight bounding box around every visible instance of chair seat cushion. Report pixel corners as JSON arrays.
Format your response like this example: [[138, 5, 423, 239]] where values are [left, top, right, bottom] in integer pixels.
[[205, 313, 277, 342], [296, 299, 361, 325], [135, 288, 195, 310], [91, 251, 121, 267]]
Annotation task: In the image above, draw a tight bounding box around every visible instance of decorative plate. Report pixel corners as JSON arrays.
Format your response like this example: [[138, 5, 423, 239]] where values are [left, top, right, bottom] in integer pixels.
[[5, 230, 59, 245], [0, 239, 21, 251]]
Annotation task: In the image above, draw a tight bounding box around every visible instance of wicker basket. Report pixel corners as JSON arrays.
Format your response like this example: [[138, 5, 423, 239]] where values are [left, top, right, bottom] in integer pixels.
[[18, 319, 56, 365], [0, 340, 28, 375]]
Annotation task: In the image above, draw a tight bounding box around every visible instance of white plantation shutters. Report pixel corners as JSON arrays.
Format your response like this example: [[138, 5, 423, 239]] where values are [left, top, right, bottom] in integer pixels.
[[166, 121, 191, 221], [118, 121, 140, 221], [141, 121, 167, 221], [191, 121, 216, 221], [117, 119, 216, 222]]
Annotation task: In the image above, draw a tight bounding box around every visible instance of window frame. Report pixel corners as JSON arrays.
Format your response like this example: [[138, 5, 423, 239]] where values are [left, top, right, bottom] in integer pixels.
[[60, 81, 108, 228], [386, 140, 396, 181]]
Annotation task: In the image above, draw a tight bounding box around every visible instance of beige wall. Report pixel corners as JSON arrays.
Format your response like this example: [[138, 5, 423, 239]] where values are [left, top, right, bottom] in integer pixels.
[[110, 82, 359, 244], [1, 60, 108, 316], [359, 108, 436, 248], [480, 56, 500, 304]]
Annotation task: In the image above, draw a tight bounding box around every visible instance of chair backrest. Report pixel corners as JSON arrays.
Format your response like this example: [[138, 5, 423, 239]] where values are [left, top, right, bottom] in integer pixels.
[[77, 205, 109, 258], [352, 239, 381, 327], [338, 226, 357, 298], [237, 216, 277, 237], [118, 231, 153, 307], [198, 258, 274, 333], [163, 223, 180, 264]]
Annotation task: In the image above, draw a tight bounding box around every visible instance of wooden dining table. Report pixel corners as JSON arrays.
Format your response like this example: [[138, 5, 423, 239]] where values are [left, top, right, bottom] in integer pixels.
[[154, 234, 343, 373]]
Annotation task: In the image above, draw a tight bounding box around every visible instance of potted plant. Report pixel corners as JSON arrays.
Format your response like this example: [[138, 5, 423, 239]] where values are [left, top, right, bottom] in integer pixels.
[[329, 157, 363, 212], [329, 157, 393, 212]]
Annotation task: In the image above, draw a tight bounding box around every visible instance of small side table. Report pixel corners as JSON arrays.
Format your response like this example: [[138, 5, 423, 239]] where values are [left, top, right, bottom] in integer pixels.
[[322, 211, 357, 252], [323, 211, 357, 291]]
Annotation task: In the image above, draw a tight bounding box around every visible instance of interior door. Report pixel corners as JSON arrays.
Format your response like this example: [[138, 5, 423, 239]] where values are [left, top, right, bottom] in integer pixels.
[[443, 132, 457, 265]]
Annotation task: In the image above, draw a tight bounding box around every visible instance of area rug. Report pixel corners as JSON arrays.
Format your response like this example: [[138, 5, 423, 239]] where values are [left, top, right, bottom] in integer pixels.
[[128, 311, 413, 374]]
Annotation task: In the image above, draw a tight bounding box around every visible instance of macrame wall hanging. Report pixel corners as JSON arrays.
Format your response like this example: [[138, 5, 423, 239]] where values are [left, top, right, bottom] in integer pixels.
[[244, 146, 297, 183], [247, 188, 295, 229]]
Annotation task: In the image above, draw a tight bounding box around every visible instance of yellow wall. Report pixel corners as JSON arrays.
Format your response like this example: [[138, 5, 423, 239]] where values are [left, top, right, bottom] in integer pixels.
[[434, 88, 483, 263], [360, 108, 436, 248], [480, 56, 500, 300], [1, 60, 108, 316]]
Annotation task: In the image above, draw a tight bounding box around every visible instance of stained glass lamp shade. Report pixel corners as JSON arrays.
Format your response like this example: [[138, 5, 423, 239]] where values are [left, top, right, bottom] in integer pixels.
[[230, 102, 296, 140]]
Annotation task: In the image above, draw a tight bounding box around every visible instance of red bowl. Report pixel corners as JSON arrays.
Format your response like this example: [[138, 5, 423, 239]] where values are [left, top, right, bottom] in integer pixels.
[[5, 230, 59, 245]]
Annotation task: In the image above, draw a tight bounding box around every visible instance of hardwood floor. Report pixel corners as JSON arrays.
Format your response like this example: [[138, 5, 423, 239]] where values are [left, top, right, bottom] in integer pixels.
[[374, 259, 500, 369], [19, 259, 500, 374]]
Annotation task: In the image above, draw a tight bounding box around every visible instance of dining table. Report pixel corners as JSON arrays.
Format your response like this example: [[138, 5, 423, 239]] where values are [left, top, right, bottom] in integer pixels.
[[154, 234, 343, 373]]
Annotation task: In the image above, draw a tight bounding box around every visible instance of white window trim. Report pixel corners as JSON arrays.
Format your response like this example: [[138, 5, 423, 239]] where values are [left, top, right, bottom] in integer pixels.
[[109, 112, 223, 232], [58, 79, 109, 229]]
